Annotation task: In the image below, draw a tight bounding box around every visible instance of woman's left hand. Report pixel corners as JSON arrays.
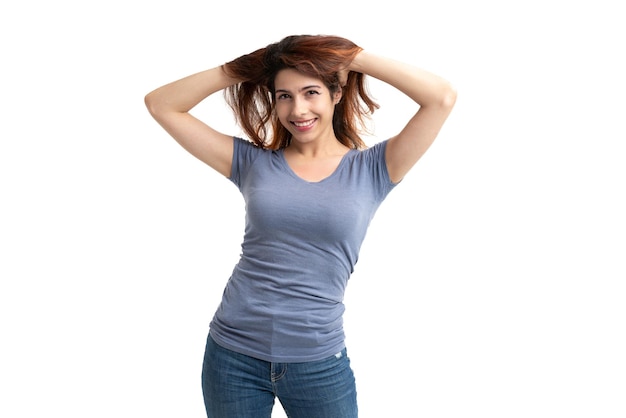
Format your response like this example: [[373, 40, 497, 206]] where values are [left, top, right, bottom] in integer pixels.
[[338, 67, 349, 87]]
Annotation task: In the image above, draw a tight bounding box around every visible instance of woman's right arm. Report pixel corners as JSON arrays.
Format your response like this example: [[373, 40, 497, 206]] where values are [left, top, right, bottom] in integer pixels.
[[144, 66, 241, 177]]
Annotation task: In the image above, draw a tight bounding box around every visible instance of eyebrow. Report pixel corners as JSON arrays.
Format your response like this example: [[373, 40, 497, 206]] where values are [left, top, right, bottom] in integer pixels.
[[275, 85, 322, 94]]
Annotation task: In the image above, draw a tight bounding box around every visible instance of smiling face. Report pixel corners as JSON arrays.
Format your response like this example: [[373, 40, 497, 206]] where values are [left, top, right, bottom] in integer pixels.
[[274, 68, 341, 146]]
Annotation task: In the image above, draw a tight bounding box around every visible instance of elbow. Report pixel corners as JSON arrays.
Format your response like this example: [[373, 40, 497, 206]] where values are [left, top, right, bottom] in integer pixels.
[[144, 90, 173, 120], [440, 83, 457, 110], [421, 82, 457, 112], [144, 91, 159, 116]]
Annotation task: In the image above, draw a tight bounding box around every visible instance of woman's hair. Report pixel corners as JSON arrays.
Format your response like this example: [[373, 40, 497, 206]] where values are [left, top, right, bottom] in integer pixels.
[[222, 34, 379, 150]]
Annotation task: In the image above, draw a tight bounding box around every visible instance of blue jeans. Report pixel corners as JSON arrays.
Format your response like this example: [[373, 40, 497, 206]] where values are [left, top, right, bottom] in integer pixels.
[[201, 333, 358, 418]]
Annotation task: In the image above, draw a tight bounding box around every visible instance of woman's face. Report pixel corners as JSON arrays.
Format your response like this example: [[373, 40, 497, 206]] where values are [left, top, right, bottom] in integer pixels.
[[274, 68, 341, 144]]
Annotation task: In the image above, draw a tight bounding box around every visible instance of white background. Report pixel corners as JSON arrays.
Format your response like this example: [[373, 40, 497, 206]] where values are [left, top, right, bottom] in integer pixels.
[[1, 1, 624, 417]]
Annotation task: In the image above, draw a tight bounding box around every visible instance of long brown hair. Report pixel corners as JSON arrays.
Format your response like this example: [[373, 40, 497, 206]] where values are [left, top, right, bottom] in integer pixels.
[[222, 35, 379, 150]]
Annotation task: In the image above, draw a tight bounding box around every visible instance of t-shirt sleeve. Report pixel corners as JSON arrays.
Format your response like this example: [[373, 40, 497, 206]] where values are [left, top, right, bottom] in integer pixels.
[[229, 136, 262, 189], [363, 139, 398, 200]]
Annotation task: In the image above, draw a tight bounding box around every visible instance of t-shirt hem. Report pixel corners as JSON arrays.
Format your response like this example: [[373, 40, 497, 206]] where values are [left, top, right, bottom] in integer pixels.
[[209, 329, 346, 363]]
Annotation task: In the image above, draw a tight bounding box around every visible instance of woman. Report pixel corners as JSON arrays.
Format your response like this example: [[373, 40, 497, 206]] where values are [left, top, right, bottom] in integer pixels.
[[145, 34, 456, 418]]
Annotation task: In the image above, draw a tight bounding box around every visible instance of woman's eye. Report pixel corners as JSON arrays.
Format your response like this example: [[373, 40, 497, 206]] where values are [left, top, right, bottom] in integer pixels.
[[277, 93, 290, 100], [306, 90, 320, 96]]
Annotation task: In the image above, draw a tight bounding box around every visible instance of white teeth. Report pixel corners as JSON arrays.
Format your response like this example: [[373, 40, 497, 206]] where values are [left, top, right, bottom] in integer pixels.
[[293, 119, 314, 127]]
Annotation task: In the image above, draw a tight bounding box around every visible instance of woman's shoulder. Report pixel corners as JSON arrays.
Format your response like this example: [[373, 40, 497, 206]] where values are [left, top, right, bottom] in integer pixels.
[[351, 139, 389, 161]]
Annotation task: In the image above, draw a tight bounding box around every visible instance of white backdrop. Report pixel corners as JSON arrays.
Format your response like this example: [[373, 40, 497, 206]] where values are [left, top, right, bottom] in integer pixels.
[[1, 1, 624, 417]]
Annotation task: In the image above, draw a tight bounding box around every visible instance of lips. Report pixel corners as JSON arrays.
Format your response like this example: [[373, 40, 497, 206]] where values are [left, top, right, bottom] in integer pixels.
[[291, 118, 316, 129]]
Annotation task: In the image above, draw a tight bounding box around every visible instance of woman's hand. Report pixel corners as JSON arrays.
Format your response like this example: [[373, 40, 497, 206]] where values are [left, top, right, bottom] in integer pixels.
[[338, 67, 349, 87]]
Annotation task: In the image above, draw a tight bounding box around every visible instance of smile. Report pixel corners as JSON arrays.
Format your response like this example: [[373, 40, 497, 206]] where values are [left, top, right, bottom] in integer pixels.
[[291, 119, 316, 128]]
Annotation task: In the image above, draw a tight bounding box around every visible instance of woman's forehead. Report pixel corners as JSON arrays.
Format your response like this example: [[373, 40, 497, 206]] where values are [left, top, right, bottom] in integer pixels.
[[274, 68, 325, 91]]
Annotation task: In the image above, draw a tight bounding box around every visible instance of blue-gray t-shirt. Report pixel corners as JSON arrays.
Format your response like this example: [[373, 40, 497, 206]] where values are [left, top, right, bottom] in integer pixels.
[[209, 136, 397, 362]]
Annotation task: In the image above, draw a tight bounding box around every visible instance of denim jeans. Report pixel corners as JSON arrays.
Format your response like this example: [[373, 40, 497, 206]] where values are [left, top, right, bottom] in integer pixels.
[[201, 333, 358, 418]]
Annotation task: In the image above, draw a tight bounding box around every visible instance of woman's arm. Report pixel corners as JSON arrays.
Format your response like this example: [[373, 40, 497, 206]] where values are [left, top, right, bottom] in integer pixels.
[[144, 66, 241, 177], [349, 51, 457, 183]]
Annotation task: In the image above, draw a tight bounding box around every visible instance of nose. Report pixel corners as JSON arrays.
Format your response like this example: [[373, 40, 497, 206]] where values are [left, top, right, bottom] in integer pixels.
[[292, 96, 308, 117]]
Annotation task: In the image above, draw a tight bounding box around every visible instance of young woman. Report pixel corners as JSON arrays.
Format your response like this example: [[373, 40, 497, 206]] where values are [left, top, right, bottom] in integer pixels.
[[145, 34, 456, 418]]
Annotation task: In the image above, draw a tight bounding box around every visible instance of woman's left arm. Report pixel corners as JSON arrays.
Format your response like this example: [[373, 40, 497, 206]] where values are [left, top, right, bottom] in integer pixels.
[[349, 51, 457, 183]]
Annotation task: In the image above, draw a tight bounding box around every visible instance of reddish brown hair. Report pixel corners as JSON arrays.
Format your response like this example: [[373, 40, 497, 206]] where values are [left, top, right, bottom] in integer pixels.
[[222, 35, 379, 150]]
